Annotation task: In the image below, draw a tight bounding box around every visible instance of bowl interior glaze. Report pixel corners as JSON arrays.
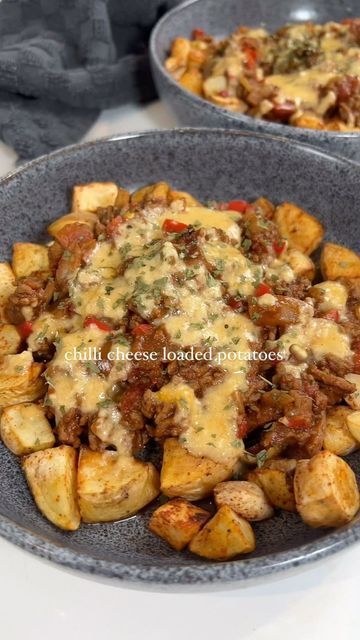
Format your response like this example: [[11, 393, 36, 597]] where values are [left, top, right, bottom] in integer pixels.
[[0, 129, 359, 584]]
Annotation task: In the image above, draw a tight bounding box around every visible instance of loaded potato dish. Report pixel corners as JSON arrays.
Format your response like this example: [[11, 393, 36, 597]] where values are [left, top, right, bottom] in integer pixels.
[[165, 19, 360, 131], [0, 180, 360, 561]]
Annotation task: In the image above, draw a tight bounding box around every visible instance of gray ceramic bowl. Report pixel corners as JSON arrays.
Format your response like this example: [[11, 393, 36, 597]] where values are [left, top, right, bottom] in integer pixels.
[[150, 0, 360, 162], [0, 128, 360, 585]]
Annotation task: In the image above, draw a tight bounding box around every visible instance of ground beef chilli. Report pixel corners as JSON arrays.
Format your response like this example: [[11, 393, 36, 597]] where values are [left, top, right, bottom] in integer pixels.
[[3, 179, 360, 548]]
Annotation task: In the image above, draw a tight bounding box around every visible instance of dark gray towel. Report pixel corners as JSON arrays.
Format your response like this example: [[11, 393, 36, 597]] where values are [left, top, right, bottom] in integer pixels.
[[0, 0, 179, 161]]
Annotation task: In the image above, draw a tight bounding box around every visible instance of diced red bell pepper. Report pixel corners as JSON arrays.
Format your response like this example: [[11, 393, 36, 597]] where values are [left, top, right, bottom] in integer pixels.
[[192, 28, 205, 39], [162, 219, 188, 233], [18, 320, 33, 340], [106, 216, 123, 238], [132, 324, 153, 336], [273, 239, 286, 255], [243, 45, 257, 69], [323, 309, 340, 323], [237, 416, 249, 439], [84, 317, 112, 332], [227, 200, 248, 213], [218, 90, 229, 97], [287, 416, 309, 430], [254, 283, 272, 297]]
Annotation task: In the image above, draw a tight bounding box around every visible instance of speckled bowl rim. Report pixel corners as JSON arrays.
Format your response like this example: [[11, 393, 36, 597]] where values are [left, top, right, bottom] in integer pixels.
[[150, 0, 360, 141], [0, 128, 360, 585]]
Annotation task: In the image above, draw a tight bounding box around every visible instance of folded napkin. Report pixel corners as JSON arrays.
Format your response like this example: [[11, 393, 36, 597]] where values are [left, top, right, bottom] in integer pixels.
[[0, 0, 179, 161]]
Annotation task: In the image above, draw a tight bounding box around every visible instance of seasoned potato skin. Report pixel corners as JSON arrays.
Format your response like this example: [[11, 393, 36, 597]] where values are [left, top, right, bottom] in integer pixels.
[[214, 481, 274, 521], [321, 243, 360, 280], [160, 438, 233, 501], [0, 324, 21, 356], [77, 448, 160, 523], [12, 242, 49, 279], [247, 460, 296, 512], [72, 181, 118, 212], [23, 445, 80, 531], [274, 202, 324, 255], [0, 263, 15, 322], [0, 402, 55, 455], [0, 353, 45, 408], [294, 451, 360, 528], [189, 505, 256, 560], [323, 406, 358, 456], [149, 498, 210, 550]]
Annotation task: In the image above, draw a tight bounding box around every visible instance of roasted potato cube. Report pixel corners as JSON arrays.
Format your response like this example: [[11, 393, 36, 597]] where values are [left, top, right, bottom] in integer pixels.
[[324, 406, 358, 456], [114, 187, 130, 210], [248, 460, 296, 511], [346, 411, 360, 442], [23, 445, 80, 531], [0, 402, 55, 455], [214, 481, 274, 521], [48, 211, 98, 236], [12, 243, 49, 278], [345, 374, 360, 410], [321, 243, 360, 280], [131, 182, 170, 207], [294, 450, 360, 528], [290, 113, 325, 130], [274, 202, 324, 255], [0, 352, 45, 408], [72, 182, 118, 212], [189, 505, 256, 560], [285, 249, 315, 280], [0, 323, 21, 356], [161, 438, 233, 501], [179, 69, 203, 95], [77, 449, 160, 523], [169, 189, 200, 207], [149, 498, 210, 551], [0, 262, 15, 322]]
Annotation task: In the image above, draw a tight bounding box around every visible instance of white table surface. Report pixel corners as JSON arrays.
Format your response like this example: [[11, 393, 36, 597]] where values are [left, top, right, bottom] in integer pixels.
[[0, 101, 359, 639]]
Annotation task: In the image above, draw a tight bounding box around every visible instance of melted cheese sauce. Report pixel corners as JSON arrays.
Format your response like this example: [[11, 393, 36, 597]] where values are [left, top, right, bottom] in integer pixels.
[[278, 317, 352, 362], [312, 281, 348, 317]]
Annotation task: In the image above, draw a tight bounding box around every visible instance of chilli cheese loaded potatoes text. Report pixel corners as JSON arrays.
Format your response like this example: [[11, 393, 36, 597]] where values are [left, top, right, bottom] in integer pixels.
[[0, 181, 360, 560]]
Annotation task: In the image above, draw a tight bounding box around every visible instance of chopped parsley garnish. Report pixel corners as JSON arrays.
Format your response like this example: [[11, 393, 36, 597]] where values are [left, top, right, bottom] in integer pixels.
[[97, 399, 114, 409], [105, 285, 114, 295], [231, 439, 243, 448], [36, 324, 49, 342], [242, 238, 252, 252], [84, 361, 100, 374], [256, 449, 267, 468]]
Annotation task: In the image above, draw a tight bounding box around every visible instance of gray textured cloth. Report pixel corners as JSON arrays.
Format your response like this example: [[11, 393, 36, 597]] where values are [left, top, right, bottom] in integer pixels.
[[0, 0, 179, 160]]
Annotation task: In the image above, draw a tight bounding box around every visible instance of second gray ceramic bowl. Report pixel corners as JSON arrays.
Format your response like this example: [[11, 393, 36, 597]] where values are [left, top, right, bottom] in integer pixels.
[[0, 129, 360, 585], [150, 0, 360, 162]]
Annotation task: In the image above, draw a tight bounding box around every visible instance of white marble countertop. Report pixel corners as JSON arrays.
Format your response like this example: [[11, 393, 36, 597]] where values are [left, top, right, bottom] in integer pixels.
[[0, 101, 359, 639]]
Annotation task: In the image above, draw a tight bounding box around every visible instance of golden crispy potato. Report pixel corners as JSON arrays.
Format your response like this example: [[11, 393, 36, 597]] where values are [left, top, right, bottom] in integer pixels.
[[72, 182, 118, 212], [131, 182, 170, 207], [160, 438, 233, 501], [48, 211, 98, 236], [321, 243, 360, 280], [0, 352, 45, 408], [23, 445, 80, 531], [165, 37, 191, 75], [0, 402, 55, 455], [149, 498, 210, 551], [345, 374, 360, 410], [324, 406, 358, 456], [189, 505, 256, 560], [0, 263, 15, 322], [169, 189, 200, 207], [0, 324, 21, 356], [274, 202, 324, 255], [12, 243, 49, 279], [285, 249, 315, 280], [346, 411, 360, 442], [114, 187, 130, 209], [214, 481, 274, 521], [294, 450, 360, 528], [77, 449, 160, 523], [179, 69, 203, 95], [291, 113, 325, 130], [248, 460, 296, 511]]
